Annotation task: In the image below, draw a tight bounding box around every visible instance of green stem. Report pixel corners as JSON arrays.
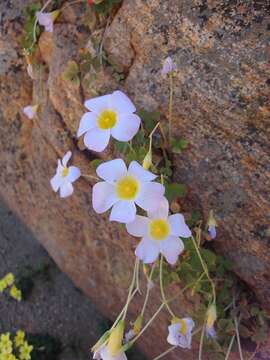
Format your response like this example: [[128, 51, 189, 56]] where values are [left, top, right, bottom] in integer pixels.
[[131, 302, 165, 344], [199, 322, 206, 360], [123, 258, 139, 320], [152, 346, 177, 360], [225, 334, 236, 360], [168, 72, 173, 144], [159, 255, 175, 318], [141, 264, 155, 316], [234, 315, 244, 360], [191, 235, 216, 304]]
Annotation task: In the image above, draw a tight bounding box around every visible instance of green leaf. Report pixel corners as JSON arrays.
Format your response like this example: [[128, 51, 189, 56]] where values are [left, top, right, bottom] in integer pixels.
[[90, 159, 102, 170], [171, 138, 189, 154], [165, 183, 187, 202], [62, 61, 80, 86], [137, 109, 160, 133], [114, 140, 128, 154]]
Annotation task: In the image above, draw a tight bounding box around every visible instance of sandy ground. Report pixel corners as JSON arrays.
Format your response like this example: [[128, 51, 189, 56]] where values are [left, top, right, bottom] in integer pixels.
[[0, 199, 145, 360]]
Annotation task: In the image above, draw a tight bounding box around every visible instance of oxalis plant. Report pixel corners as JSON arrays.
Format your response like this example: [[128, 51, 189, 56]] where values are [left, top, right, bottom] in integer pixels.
[[20, 1, 270, 360]]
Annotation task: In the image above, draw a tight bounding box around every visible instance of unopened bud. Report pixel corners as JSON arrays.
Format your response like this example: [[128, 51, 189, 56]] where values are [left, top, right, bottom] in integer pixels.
[[107, 320, 125, 356]]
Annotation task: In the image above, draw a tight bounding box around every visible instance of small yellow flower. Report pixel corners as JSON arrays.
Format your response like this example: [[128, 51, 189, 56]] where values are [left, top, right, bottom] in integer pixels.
[[19, 341, 33, 360], [0, 333, 12, 354], [15, 331, 25, 348], [9, 285, 22, 302], [0, 279, 7, 293], [4, 273, 15, 287]]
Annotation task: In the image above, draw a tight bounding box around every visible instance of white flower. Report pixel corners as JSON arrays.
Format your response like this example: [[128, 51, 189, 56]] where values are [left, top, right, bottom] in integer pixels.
[[23, 105, 38, 119], [50, 151, 81, 198], [167, 317, 195, 349], [161, 57, 177, 77], [36, 10, 59, 33], [77, 91, 141, 152], [92, 159, 165, 224], [126, 198, 191, 264], [93, 345, 127, 360]]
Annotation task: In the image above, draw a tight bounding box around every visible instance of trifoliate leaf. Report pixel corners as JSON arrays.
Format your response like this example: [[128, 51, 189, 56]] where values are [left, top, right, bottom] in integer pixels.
[[171, 137, 189, 154]]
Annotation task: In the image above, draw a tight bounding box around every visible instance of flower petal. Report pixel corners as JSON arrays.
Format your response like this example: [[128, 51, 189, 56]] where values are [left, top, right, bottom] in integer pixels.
[[109, 201, 136, 224], [62, 151, 72, 167], [136, 183, 165, 212], [96, 159, 127, 183], [126, 215, 149, 237], [110, 90, 136, 114], [84, 128, 110, 152], [66, 166, 81, 183], [128, 161, 156, 182], [168, 214, 191, 238], [92, 182, 117, 214], [160, 236, 184, 265], [37, 12, 53, 32], [147, 197, 169, 219], [50, 174, 63, 192], [84, 94, 111, 113], [77, 112, 97, 137], [111, 114, 141, 142], [100, 346, 127, 360], [60, 182, 74, 198], [135, 237, 160, 264], [167, 323, 181, 346]]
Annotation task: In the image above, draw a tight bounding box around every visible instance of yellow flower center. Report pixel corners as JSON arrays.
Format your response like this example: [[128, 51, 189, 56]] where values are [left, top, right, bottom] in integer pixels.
[[116, 176, 139, 200], [179, 319, 188, 335], [62, 167, 69, 177], [149, 219, 170, 241], [98, 110, 117, 130]]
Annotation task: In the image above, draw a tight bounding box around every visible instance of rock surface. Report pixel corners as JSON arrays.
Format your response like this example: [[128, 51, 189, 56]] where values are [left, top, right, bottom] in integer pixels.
[[0, 0, 269, 359]]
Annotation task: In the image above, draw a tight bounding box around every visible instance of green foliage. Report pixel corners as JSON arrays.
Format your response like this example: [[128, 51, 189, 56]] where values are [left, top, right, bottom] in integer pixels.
[[165, 183, 187, 203], [171, 137, 189, 154], [22, 3, 41, 53], [90, 159, 103, 170], [93, 0, 122, 15], [62, 61, 80, 86], [137, 110, 160, 134]]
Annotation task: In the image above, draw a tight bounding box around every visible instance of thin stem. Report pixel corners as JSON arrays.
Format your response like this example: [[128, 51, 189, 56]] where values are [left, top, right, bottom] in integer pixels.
[[123, 258, 139, 320], [141, 264, 155, 316], [131, 302, 165, 344], [32, 0, 54, 46], [111, 287, 138, 330], [135, 257, 141, 294], [191, 235, 216, 304], [152, 346, 177, 360], [234, 315, 244, 360], [168, 72, 173, 144], [199, 322, 206, 360], [159, 255, 175, 318], [225, 334, 236, 360]]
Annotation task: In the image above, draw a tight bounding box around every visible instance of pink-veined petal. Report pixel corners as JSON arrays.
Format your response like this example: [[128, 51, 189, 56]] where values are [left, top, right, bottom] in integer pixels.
[[60, 182, 74, 198], [168, 214, 191, 238], [96, 159, 127, 183], [84, 94, 111, 113], [136, 182, 165, 212], [128, 161, 156, 182], [84, 128, 110, 152], [92, 182, 117, 214], [160, 236, 184, 265], [111, 114, 141, 142], [77, 112, 97, 137], [109, 201, 136, 224], [126, 215, 149, 237], [110, 90, 136, 114], [135, 237, 160, 264]]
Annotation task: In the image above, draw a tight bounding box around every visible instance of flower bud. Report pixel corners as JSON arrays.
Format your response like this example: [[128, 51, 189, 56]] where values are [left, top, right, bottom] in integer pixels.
[[142, 151, 152, 170], [133, 314, 143, 335], [107, 320, 125, 356]]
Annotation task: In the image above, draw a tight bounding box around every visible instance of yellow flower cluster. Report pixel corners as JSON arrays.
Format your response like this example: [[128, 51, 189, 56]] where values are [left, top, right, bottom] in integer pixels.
[[0, 273, 22, 302], [0, 331, 33, 360]]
